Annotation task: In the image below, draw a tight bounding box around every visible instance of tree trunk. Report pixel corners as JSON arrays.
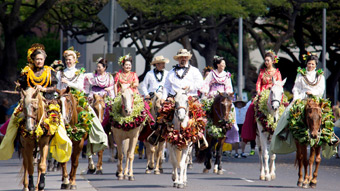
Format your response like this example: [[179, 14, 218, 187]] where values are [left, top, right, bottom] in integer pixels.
[[179, 36, 198, 67], [0, 32, 19, 88]]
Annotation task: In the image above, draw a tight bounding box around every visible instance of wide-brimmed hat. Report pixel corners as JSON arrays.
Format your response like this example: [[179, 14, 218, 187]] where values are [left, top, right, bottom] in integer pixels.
[[151, 55, 170, 65], [173, 48, 192, 61], [233, 97, 247, 108]]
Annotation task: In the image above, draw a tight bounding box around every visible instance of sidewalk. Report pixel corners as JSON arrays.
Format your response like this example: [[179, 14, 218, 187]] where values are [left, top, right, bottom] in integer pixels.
[[0, 152, 96, 191]]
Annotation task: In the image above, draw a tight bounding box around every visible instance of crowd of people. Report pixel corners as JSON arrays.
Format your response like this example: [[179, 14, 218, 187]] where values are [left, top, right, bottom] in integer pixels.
[[0, 43, 339, 165]]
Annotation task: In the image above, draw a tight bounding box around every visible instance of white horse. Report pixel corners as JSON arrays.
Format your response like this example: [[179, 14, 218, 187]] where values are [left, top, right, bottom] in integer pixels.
[[168, 89, 191, 188], [112, 84, 143, 180], [256, 78, 286, 181], [144, 88, 166, 174]]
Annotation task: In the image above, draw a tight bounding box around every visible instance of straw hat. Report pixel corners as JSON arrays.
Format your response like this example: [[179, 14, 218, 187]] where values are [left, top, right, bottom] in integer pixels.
[[173, 48, 192, 61], [150, 55, 170, 65], [233, 97, 247, 108]]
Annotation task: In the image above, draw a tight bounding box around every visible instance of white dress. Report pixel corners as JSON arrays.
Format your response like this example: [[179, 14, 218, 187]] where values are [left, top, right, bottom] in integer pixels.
[[56, 66, 85, 91]]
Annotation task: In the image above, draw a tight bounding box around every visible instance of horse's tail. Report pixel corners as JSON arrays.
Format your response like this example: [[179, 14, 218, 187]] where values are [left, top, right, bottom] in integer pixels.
[[195, 143, 207, 163]]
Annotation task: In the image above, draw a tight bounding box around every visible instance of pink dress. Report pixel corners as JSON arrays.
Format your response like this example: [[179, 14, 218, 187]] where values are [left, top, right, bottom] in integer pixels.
[[241, 68, 282, 142], [84, 72, 115, 98], [114, 70, 139, 94]]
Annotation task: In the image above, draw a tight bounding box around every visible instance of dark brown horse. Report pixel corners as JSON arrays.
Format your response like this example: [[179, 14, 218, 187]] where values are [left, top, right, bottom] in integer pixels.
[[57, 87, 87, 190], [198, 92, 234, 175], [295, 98, 322, 188]]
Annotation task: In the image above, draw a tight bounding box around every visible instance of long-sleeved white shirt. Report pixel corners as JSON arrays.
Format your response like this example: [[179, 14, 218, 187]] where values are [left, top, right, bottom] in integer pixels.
[[162, 64, 203, 100], [292, 69, 325, 100], [56, 66, 85, 91], [140, 69, 168, 96]]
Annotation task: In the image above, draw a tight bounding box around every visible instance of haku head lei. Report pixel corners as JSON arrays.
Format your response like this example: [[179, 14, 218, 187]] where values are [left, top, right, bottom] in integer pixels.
[[266, 49, 279, 64], [118, 53, 131, 66], [302, 51, 317, 62], [27, 43, 45, 64], [96, 57, 103, 64], [63, 46, 80, 63]]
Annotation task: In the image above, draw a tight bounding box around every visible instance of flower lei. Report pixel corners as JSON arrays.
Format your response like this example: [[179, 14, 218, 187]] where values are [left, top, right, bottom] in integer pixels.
[[118, 54, 131, 66], [302, 51, 317, 61], [157, 97, 206, 149], [21, 65, 53, 88], [27, 43, 45, 64], [65, 89, 94, 141], [106, 93, 149, 131], [254, 89, 288, 134], [267, 49, 279, 64], [288, 97, 335, 146], [297, 67, 323, 76], [201, 98, 235, 138]]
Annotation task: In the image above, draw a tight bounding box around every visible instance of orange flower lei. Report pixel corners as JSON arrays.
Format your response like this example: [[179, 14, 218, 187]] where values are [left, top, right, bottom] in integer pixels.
[[22, 65, 52, 88]]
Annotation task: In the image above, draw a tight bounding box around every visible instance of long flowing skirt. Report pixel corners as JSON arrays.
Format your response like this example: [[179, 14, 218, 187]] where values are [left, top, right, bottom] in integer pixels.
[[241, 102, 256, 142]]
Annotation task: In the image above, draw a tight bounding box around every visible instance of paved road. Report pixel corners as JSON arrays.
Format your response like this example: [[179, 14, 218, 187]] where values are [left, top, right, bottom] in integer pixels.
[[1, 145, 339, 191]]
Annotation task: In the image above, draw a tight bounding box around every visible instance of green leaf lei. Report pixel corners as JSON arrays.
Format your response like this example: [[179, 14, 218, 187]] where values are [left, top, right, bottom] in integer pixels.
[[254, 89, 288, 134], [297, 67, 324, 76], [288, 97, 334, 146]]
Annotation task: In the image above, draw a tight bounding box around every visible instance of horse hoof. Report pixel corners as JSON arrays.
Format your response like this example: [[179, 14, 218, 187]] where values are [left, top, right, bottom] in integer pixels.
[[297, 181, 303, 187], [154, 170, 160, 175], [217, 170, 223, 175], [159, 168, 164, 173], [124, 175, 129, 180], [70, 185, 77, 190], [96, 170, 103, 175], [271, 174, 276, 180], [310, 182, 317, 188], [302, 183, 309, 189], [173, 183, 178, 187], [87, 168, 96, 174], [177, 184, 184, 189], [187, 164, 193, 169], [265, 176, 271, 181], [260, 175, 265, 181], [146, 169, 152, 174], [203, 168, 209, 173], [213, 169, 218, 174], [117, 176, 124, 180], [148, 165, 154, 170], [60, 183, 70, 189], [23, 188, 29, 191], [129, 176, 135, 181]]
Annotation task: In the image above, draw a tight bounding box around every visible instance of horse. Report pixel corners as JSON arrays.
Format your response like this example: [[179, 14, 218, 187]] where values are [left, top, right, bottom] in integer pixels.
[[255, 78, 286, 181], [111, 84, 144, 180], [198, 92, 234, 175], [295, 98, 322, 188], [57, 87, 87, 190], [167, 88, 191, 188], [144, 88, 166, 174], [20, 87, 50, 191]]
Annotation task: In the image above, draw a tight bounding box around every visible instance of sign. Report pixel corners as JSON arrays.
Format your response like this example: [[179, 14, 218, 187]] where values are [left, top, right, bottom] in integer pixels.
[[97, 0, 128, 30]]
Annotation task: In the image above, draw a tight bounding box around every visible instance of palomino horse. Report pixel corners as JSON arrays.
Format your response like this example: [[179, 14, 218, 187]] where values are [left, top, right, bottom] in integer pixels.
[[198, 92, 234, 175], [295, 98, 322, 188], [112, 84, 143, 180], [144, 89, 166, 174], [168, 89, 191, 188], [20, 87, 50, 191], [58, 87, 87, 189], [256, 78, 286, 181]]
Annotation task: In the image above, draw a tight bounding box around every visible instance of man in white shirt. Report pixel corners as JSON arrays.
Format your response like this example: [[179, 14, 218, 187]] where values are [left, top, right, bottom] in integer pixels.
[[140, 55, 169, 98], [161, 49, 203, 102]]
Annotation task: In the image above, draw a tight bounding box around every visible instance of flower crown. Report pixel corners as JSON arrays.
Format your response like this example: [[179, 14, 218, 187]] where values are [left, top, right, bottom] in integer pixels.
[[63, 46, 80, 63], [203, 66, 213, 73], [266, 49, 279, 64], [27, 43, 45, 64], [118, 54, 131, 66], [302, 52, 318, 61]]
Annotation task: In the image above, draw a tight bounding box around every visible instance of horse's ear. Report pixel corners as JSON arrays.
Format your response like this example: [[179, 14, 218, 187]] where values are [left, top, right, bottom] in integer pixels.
[[21, 89, 26, 97], [65, 86, 71, 93], [218, 91, 223, 97], [56, 89, 61, 95], [229, 93, 234, 98], [281, 78, 287, 86]]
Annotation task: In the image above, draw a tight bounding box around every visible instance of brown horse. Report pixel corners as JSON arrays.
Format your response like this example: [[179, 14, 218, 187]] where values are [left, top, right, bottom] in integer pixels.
[[295, 98, 322, 188], [57, 87, 87, 190], [198, 92, 234, 175], [144, 90, 166, 174], [20, 87, 50, 191]]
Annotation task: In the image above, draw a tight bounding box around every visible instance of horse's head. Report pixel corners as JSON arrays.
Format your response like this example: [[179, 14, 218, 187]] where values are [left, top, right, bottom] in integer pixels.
[[174, 88, 189, 122], [93, 94, 106, 122], [305, 98, 322, 139], [21, 87, 43, 132], [57, 87, 78, 125], [150, 90, 163, 119], [121, 84, 134, 116], [215, 92, 234, 122], [269, 77, 286, 112]]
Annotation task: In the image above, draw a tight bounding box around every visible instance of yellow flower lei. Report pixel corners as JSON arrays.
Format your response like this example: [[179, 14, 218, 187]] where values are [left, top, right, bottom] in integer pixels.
[[22, 65, 53, 88]]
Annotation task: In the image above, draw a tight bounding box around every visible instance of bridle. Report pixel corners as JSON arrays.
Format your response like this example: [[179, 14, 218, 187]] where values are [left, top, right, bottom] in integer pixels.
[[214, 95, 232, 125], [174, 95, 189, 119]]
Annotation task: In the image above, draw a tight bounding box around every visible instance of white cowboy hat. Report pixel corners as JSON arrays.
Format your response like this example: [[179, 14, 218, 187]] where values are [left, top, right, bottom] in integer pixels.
[[150, 55, 170, 65], [173, 48, 192, 61]]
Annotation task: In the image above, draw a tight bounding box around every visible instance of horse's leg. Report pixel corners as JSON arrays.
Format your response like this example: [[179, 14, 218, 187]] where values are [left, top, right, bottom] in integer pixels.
[[68, 137, 85, 190], [155, 141, 166, 174], [127, 131, 140, 181], [122, 139, 130, 178], [87, 154, 96, 174], [187, 144, 193, 169], [178, 146, 189, 188], [295, 141, 304, 187], [261, 132, 271, 181], [269, 152, 276, 180], [113, 129, 124, 180], [301, 144, 309, 188], [144, 141, 155, 174], [203, 136, 214, 173], [60, 162, 70, 189], [95, 150, 104, 174], [21, 137, 35, 191], [310, 146, 321, 188], [36, 136, 50, 191], [256, 131, 265, 181], [215, 138, 225, 175], [168, 144, 178, 187]]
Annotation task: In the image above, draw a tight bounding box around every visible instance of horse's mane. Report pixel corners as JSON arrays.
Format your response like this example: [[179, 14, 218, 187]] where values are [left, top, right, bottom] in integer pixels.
[[69, 92, 79, 126], [36, 92, 45, 122]]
